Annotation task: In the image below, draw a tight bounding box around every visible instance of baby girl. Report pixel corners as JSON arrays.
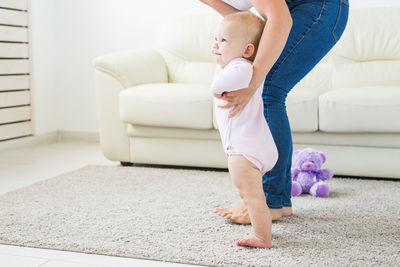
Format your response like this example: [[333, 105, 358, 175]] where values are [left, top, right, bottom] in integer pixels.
[[211, 11, 278, 248]]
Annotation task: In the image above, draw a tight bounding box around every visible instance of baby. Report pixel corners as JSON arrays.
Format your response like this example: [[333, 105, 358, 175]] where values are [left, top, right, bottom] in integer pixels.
[[211, 11, 278, 248]]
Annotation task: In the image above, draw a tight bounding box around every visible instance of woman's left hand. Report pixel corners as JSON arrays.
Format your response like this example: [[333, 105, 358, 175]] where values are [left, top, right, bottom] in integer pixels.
[[216, 87, 254, 117]]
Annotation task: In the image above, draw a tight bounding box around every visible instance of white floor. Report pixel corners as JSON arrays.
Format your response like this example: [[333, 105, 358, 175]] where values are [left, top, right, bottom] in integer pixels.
[[0, 137, 198, 267]]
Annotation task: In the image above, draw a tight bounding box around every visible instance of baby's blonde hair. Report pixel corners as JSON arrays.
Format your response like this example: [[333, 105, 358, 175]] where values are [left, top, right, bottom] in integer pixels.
[[224, 11, 265, 61]]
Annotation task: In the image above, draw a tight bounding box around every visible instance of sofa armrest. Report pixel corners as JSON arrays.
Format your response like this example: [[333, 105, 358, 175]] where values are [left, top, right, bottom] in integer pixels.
[[93, 49, 168, 88], [93, 49, 167, 163]]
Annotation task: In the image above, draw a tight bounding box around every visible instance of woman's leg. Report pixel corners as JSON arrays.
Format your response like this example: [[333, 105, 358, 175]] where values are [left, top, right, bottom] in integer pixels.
[[263, 0, 349, 210], [214, 0, 349, 223]]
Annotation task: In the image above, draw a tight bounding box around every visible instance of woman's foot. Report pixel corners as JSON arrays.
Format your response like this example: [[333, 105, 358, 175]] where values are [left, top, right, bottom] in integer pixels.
[[214, 202, 284, 223], [269, 208, 282, 221], [282, 206, 292, 217], [236, 235, 272, 249]]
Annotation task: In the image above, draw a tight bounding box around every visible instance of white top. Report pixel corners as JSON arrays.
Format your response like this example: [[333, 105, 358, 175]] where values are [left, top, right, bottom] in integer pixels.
[[221, 0, 253, 11], [211, 58, 278, 174]]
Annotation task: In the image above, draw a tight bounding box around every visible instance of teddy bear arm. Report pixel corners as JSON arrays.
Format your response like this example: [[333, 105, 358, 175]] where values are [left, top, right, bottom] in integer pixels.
[[317, 169, 334, 181]]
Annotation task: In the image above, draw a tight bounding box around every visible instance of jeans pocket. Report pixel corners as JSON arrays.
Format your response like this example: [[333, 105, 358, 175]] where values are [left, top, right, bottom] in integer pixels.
[[331, 0, 349, 43]]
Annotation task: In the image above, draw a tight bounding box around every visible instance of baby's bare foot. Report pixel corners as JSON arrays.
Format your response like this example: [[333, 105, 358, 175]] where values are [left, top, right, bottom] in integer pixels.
[[215, 202, 250, 224], [236, 235, 272, 249], [215, 202, 285, 223]]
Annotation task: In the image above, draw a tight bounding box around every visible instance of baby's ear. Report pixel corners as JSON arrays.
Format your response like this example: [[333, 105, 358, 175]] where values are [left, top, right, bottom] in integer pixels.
[[244, 43, 255, 58]]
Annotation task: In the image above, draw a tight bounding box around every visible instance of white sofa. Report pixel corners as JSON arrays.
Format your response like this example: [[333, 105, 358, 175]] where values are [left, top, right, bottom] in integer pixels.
[[93, 7, 400, 179]]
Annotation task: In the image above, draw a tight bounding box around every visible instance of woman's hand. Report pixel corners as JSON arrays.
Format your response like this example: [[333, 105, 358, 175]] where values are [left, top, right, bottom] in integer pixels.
[[216, 87, 254, 117], [216, 64, 265, 117]]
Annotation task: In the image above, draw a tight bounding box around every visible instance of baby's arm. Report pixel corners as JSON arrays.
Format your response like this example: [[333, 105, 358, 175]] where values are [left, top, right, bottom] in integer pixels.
[[211, 61, 253, 95]]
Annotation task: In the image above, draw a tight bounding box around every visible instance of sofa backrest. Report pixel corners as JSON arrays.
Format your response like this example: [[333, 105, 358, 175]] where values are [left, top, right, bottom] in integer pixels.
[[331, 7, 400, 89], [154, 13, 221, 85], [154, 7, 400, 90]]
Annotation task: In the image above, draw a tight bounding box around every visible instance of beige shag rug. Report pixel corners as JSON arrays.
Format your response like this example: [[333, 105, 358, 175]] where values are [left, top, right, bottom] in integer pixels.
[[0, 165, 399, 267]]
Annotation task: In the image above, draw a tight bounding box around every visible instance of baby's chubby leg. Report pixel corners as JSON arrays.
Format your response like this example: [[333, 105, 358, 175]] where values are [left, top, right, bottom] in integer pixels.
[[228, 155, 272, 249]]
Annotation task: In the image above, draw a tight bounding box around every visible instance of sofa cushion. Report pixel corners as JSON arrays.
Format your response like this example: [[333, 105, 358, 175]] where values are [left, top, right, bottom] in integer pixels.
[[333, 8, 400, 61], [286, 86, 325, 132], [319, 86, 400, 132], [213, 86, 328, 132], [154, 13, 221, 85], [119, 83, 213, 129], [212, 86, 323, 132], [296, 61, 333, 90], [155, 52, 217, 85], [126, 124, 220, 140], [332, 61, 400, 89]]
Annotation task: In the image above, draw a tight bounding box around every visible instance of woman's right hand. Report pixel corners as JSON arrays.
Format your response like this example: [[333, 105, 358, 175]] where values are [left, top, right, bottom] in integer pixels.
[[213, 92, 224, 99]]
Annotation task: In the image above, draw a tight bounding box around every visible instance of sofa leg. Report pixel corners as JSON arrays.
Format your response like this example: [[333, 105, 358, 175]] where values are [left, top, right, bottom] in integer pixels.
[[120, 161, 133, 166]]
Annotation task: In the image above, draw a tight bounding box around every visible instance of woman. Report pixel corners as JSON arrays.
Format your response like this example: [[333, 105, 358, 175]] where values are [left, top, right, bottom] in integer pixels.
[[200, 0, 349, 222]]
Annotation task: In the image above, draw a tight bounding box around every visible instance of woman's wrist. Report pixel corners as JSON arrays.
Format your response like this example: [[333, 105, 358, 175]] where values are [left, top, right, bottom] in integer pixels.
[[248, 66, 266, 95]]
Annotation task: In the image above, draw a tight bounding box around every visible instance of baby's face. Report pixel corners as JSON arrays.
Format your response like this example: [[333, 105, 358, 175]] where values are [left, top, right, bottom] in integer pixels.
[[212, 20, 248, 68]]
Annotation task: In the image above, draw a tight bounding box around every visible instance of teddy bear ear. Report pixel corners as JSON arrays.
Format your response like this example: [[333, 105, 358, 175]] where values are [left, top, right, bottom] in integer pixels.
[[320, 152, 326, 163], [293, 150, 301, 159]]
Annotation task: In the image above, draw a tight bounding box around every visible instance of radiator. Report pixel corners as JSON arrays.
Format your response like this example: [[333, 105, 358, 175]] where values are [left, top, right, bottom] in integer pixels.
[[0, 0, 32, 142]]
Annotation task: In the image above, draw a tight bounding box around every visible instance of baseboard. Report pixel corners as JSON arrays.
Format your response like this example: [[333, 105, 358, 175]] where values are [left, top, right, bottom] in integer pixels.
[[0, 131, 99, 151], [59, 131, 99, 142], [0, 132, 58, 151]]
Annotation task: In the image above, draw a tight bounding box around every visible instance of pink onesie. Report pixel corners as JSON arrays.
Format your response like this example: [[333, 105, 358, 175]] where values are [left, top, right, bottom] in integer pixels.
[[212, 58, 278, 174]]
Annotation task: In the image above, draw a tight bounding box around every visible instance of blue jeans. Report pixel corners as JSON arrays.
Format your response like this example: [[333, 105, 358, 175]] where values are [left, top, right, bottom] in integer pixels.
[[262, 0, 349, 209]]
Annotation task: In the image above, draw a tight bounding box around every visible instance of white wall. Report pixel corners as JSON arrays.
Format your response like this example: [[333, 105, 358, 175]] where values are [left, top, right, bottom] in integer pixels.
[[29, 0, 400, 135], [30, 0, 58, 135], [30, 0, 212, 135]]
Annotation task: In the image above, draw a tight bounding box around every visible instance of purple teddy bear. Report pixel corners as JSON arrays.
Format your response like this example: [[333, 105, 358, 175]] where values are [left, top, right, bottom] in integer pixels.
[[291, 148, 334, 197]]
